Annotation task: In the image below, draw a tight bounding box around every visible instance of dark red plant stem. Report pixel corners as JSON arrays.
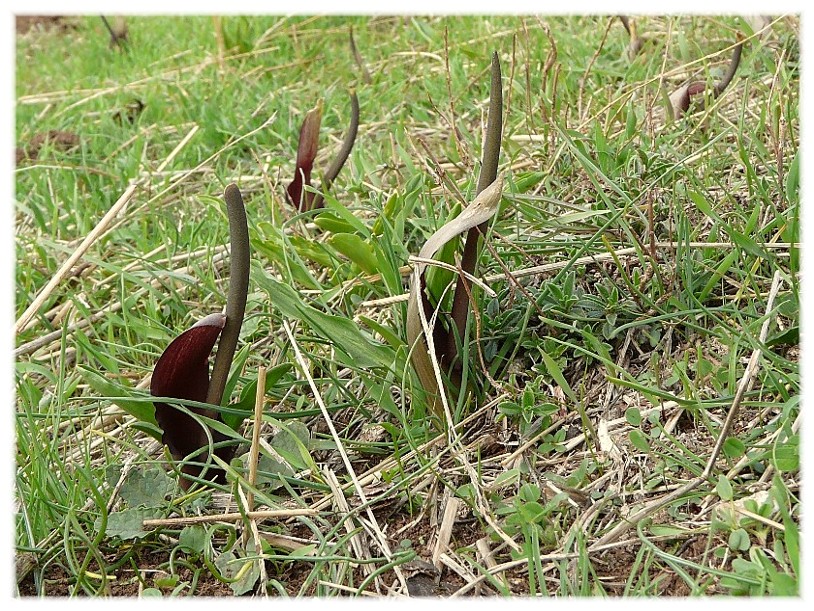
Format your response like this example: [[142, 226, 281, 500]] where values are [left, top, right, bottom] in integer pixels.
[[444, 51, 503, 365], [312, 90, 360, 210]]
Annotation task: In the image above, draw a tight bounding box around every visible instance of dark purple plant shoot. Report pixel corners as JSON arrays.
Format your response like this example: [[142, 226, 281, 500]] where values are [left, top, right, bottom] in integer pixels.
[[286, 91, 360, 213], [150, 184, 250, 491], [668, 35, 745, 120], [618, 15, 648, 60]]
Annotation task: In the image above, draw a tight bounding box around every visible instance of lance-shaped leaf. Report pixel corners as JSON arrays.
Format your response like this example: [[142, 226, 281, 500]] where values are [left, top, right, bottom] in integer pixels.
[[668, 36, 744, 120], [407, 174, 504, 417], [150, 313, 231, 490], [285, 92, 360, 213], [287, 100, 323, 212]]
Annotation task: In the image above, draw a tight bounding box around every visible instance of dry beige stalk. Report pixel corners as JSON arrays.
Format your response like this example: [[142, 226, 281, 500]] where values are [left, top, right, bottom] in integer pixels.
[[324, 468, 375, 578], [432, 497, 460, 569], [363, 241, 796, 309], [142, 508, 317, 528], [282, 321, 407, 592], [246, 366, 267, 513], [16, 124, 202, 338], [15, 183, 137, 334], [406, 173, 504, 417]]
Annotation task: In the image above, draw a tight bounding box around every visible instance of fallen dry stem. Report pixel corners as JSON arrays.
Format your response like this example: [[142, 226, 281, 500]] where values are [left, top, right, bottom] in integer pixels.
[[15, 248, 230, 358], [142, 508, 318, 528], [246, 365, 267, 513], [362, 241, 796, 308], [17, 123, 202, 338], [15, 183, 138, 334], [432, 497, 460, 569]]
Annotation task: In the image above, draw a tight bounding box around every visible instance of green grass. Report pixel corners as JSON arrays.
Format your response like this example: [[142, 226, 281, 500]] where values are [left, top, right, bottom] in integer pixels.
[[15, 15, 799, 596]]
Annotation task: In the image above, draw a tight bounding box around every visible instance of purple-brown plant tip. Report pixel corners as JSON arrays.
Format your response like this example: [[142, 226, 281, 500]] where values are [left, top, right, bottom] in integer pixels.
[[619, 16, 646, 60], [151, 312, 230, 490], [669, 84, 692, 119], [287, 100, 324, 212], [668, 36, 744, 120]]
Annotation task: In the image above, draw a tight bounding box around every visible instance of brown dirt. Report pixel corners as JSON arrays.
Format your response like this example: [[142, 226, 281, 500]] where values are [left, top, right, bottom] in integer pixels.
[[17, 547, 234, 597], [16, 130, 81, 165], [16, 16, 76, 35]]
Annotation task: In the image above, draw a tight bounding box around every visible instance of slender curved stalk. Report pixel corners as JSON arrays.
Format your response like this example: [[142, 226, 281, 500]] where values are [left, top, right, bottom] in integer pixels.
[[618, 15, 632, 36], [670, 36, 745, 119], [475, 52, 504, 196], [713, 35, 744, 97], [206, 183, 250, 406], [445, 51, 503, 364], [312, 90, 360, 210]]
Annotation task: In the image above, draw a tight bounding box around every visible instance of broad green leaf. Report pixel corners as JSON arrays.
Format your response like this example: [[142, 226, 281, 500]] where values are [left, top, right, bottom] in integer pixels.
[[289, 235, 335, 268], [629, 429, 650, 453], [513, 171, 545, 192], [270, 420, 311, 471], [770, 572, 797, 596], [119, 466, 176, 508], [519, 483, 541, 503], [215, 550, 260, 595], [97, 507, 161, 540], [717, 474, 734, 501], [728, 528, 751, 551], [773, 435, 799, 472], [357, 315, 405, 351], [256, 267, 394, 370], [179, 526, 209, 555], [313, 211, 357, 234], [723, 437, 746, 459], [328, 233, 379, 275], [321, 193, 370, 236], [251, 223, 321, 289]]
